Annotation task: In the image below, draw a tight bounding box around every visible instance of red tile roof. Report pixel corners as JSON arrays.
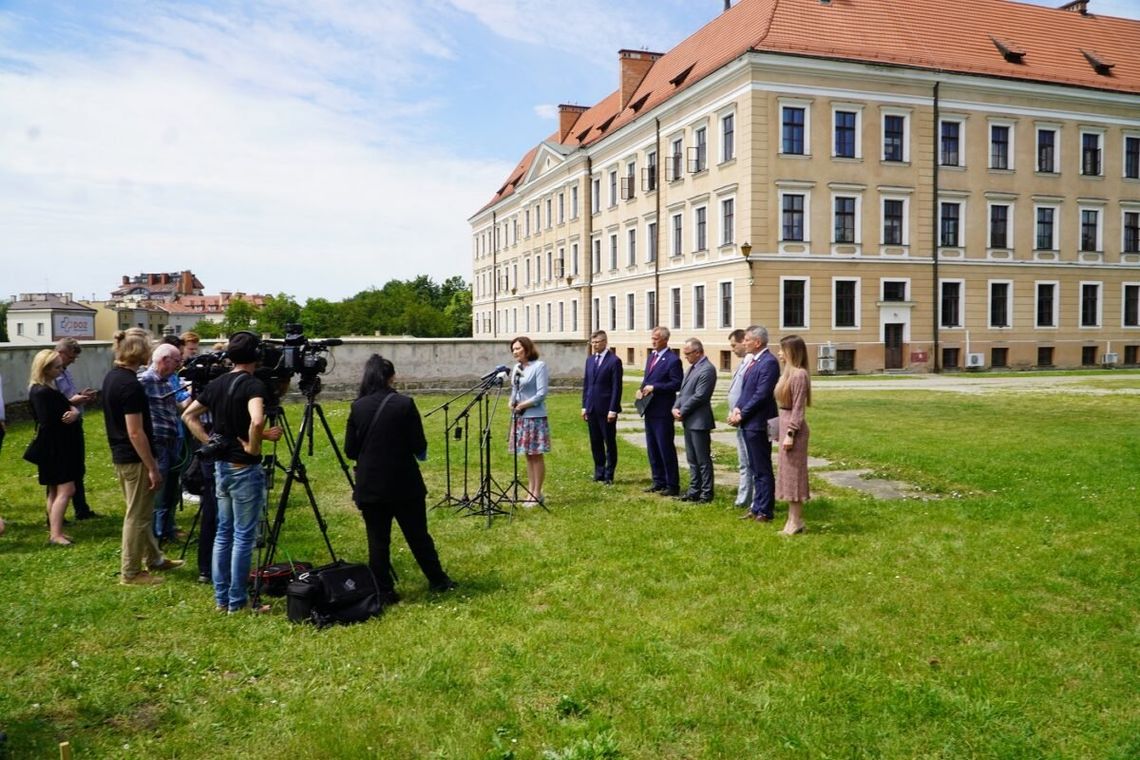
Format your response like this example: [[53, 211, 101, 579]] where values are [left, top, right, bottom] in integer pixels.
[[479, 0, 1140, 212]]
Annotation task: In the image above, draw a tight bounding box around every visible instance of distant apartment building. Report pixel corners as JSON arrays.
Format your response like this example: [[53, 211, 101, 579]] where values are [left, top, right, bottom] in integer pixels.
[[6, 293, 97, 344], [470, 0, 1140, 372]]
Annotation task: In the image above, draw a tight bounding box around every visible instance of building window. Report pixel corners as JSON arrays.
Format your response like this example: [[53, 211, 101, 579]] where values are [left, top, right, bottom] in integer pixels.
[[719, 282, 733, 328], [558, 193, 565, 224], [940, 202, 961, 247], [646, 290, 656, 328], [836, 349, 856, 372], [592, 238, 601, 273], [536, 255, 543, 283], [672, 213, 684, 256], [1036, 207, 1057, 250], [1126, 136, 1140, 179], [609, 234, 618, 270], [1080, 209, 1100, 252], [989, 282, 1011, 328], [943, 348, 960, 369], [883, 199, 904, 245], [545, 199, 552, 229], [572, 300, 578, 332], [1081, 132, 1102, 176], [15, 322, 23, 336], [609, 170, 618, 207], [721, 113, 735, 162], [992, 347, 1009, 368], [671, 287, 682, 330], [1037, 128, 1057, 173], [647, 221, 658, 262], [627, 293, 636, 331], [1037, 346, 1054, 367], [693, 285, 705, 329], [645, 150, 658, 192], [694, 206, 707, 251], [1036, 282, 1057, 328], [571, 186, 579, 218], [608, 295, 616, 330], [535, 304, 541, 331], [782, 106, 806, 155], [782, 278, 807, 328], [591, 177, 600, 213], [941, 281, 962, 328], [670, 138, 684, 180], [990, 124, 1011, 170], [834, 279, 857, 328], [1126, 345, 1140, 365], [691, 126, 707, 173], [883, 114, 905, 162], [1081, 282, 1101, 327], [1082, 346, 1098, 366], [627, 228, 637, 266], [989, 204, 1010, 249], [782, 194, 805, 241], [624, 161, 636, 201], [546, 250, 553, 280], [721, 198, 735, 245], [883, 280, 907, 302], [834, 110, 856, 158], [1123, 284, 1140, 327], [940, 120, 962, 166], [572, 243, 579, 276], [834, 196, 855, 243], [592, 298, 599, 330], [1124, 211, 1139, 253]]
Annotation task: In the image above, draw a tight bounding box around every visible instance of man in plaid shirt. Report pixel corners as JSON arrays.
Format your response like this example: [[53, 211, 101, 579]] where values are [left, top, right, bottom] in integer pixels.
[[139, 343, 189, 543]]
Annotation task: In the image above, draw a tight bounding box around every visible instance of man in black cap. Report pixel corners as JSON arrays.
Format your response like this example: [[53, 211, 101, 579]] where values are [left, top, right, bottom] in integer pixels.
[[182, 331, 282, 614]]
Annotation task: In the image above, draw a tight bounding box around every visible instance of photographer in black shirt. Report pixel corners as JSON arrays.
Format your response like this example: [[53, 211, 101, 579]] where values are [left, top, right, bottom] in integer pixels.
[[182, 332, 281, 614]]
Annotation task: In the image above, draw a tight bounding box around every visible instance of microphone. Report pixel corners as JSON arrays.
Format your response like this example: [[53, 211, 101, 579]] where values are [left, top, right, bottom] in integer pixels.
[[480, 364, 510, 382]]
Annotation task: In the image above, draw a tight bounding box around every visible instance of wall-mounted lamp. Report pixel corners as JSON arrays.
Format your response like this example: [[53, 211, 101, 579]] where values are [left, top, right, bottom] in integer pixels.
[[565, 275, 576, 288], [740, 241, 754, 285]]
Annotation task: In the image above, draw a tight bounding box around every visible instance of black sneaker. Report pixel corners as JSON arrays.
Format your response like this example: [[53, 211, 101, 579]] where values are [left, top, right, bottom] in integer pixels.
[[429, 578, 458, 593], [75, 511, 102, 521]]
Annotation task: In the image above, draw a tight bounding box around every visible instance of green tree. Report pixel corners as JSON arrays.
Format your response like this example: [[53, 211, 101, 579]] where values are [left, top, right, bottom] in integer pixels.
[[190, 320, 223, 340], [220, 298, 258, 335], [0, 302, 8, 342], [299, 298, 344, 338], [258, 293, 302, 337], [444, 288, 472, 337]]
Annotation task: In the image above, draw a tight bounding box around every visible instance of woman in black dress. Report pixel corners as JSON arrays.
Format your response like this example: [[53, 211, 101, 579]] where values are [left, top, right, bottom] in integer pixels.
[[28, 349, 84, 546]]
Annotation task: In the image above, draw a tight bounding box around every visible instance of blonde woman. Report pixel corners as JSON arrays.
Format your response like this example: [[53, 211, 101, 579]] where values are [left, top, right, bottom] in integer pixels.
[[774, 335, 811, 535], [28, 349, 84, 546]]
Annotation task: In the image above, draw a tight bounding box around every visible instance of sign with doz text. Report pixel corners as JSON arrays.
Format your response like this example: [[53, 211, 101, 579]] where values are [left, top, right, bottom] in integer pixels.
[[53, 314, 95, 340]]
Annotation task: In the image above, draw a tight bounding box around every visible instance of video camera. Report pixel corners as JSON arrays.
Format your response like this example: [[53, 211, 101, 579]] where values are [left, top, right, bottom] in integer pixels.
[[259, 323, 342, 381], [178, 350, 230, 397]]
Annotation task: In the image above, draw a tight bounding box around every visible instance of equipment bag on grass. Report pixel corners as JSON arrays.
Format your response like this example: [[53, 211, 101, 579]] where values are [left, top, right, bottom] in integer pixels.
[[286, 560, 382, 627]]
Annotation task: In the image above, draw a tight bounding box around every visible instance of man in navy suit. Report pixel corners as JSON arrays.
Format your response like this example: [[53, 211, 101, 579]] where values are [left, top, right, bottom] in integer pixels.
[[728, 325, 780, 521], [636, 326, 684, 496], [581, 330, 623, 484]]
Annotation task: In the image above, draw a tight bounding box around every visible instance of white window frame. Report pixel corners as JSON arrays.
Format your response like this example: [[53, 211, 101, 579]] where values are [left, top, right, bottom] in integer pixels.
[[881, 194, 910, 246], [1124, 132, 1140, 179], [987, 201, 1014, 250], [670, 286, 682, 330], [881, 107, 910, 163], [1121, 281, 1140, 328], [987, 279, 1014, 329], [691, 124, 708, 173], [626, 292, 636, 331], [1034, 203, 1060, 251], [607, 294, 617, 331], [778, 97, 812, 157], [1080, 127, 1105, 177], [718, 280, 734, 329], [692, 283, 706, 330], [609, 232, 619, 271], [1078, 204, 1103, 252], [831, 103, 863, 159], [987, 118, 1016, 171], [777, 188, 812, 243], [939, 278, 966, 329], [591, 177, 601, 214], [830, 192, 862, 244], [1034, 280, 1060, 329], [939, 116, 966, 168], [719, 196, 735, 246], [646, 218, 658, 263], [626, 225, 637, 267], [693, 205, 708, 252], [608, 169, 619, 208], [938, 197, 967, 249], [779, 276, 811, 330], [1079, 281, 1103, 328], [671, 212, 684, 256], [1124, 208, 1140, 253], [832, 276, 862, 330], [1035, 123, 1061, 174], [719, 109, 736, 163]]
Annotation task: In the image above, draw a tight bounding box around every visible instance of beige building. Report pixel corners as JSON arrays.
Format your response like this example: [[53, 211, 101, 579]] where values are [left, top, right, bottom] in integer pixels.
[[5, 293, 97, 345], [469, 0, 1140, 372]]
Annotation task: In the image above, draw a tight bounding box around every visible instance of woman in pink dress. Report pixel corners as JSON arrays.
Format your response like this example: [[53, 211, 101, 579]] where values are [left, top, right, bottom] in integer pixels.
[[774, 335, 811, 535]]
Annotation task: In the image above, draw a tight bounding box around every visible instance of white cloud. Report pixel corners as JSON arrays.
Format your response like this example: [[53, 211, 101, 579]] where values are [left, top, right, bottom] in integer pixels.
[[533, 104, 559, 120]]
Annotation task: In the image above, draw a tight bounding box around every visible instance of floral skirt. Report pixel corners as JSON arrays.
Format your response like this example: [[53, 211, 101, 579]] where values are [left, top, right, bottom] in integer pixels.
[[508, 416, 551, 454]]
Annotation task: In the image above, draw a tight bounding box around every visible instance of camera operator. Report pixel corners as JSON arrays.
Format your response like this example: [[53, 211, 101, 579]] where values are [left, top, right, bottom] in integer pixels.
[[182, 332, 282, 614]]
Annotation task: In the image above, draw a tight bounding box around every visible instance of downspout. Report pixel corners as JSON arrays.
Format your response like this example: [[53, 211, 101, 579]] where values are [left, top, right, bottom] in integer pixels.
[[654, 117, 662, 325], [491, 210, 498, 339], [931, 82, 941, 373], [584, 155, 593, 339]]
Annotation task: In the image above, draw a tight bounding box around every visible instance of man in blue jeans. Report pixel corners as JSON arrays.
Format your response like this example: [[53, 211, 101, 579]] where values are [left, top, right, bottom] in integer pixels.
[[182, 332, 281, 614]]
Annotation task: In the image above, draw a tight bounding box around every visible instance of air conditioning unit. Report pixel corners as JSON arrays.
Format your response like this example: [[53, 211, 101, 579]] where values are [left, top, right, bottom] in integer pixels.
[[817, 356, 835, 374], [1103, 352, 1119, 366], [818, 344, 835, 359], [966, 352, 985, 368]]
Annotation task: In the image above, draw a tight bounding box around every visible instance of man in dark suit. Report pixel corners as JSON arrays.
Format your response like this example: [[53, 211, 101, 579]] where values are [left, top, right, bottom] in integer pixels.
[[581, 330, 623, 484], [673, 338, 717, 502], [636, 326, 684, 496], [728, 325, 780, 521], [344, 354, 455, 604]]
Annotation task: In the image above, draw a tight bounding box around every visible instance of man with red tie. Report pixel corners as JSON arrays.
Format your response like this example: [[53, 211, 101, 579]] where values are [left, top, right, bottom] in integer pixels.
[[635, 326, 684, 496], [581, 330, 623, 484]]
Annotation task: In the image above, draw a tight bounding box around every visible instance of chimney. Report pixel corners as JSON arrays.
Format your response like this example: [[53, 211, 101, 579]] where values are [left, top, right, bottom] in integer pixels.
[[618, 50, 662, 110], [122, 275, 130, 285], [161, 273, 170, 284], [557, 105, 589, 142], [724, 0, 731, 10]]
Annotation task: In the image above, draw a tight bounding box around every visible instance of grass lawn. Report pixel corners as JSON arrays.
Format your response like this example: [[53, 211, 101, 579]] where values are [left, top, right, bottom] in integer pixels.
[[1, 381, 1137, 758]]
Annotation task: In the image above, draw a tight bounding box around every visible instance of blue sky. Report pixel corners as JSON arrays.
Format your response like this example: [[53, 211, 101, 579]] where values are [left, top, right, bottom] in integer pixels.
[[1, 0, 1137, 303]]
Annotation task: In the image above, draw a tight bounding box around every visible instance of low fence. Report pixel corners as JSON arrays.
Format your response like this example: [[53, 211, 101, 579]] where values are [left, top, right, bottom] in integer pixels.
[[0, 338, 591, 419]]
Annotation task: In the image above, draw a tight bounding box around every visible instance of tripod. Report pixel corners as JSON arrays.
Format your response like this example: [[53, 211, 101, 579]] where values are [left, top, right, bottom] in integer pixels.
[[424, 382, 484, 509], [454, 373, 516, 525]]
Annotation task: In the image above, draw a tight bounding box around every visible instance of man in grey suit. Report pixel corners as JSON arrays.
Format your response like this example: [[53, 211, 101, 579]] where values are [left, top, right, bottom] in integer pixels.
[[672, 338, 717, 503], [725, 328, 754, 508]]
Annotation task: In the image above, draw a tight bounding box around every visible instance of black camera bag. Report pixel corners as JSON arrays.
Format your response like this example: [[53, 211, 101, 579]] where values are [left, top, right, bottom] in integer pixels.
[[286, 560, 381, 627], [251, 560, 313, 597]]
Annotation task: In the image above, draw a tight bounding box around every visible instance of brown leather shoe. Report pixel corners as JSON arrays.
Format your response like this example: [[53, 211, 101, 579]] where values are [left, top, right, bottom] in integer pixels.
[[120, 572, 164, 586], [149, 558, 185, 572]]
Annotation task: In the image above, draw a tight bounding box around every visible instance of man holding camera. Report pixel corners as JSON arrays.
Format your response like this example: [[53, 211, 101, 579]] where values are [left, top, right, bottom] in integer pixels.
[[182, 332, 282, 614]]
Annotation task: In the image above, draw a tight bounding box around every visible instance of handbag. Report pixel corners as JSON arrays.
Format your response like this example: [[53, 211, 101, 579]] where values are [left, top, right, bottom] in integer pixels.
[[766, 416, 781, 443], [286, 560, 382, 627], [23, 426, 47, 466]]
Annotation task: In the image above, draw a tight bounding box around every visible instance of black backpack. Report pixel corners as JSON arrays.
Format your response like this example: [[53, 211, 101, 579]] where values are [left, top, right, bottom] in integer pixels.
[[286, 560, 382, 627]]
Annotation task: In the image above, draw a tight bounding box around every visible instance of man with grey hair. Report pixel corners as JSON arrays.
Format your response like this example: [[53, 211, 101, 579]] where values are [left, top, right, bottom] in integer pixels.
[[55, 338, 100, 520], [140, 342, 190, 545], [728, 325, 780, 521], [673, 338, 717, 502], [725, 328, 754, 508], [636, 326, 683, 496]]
